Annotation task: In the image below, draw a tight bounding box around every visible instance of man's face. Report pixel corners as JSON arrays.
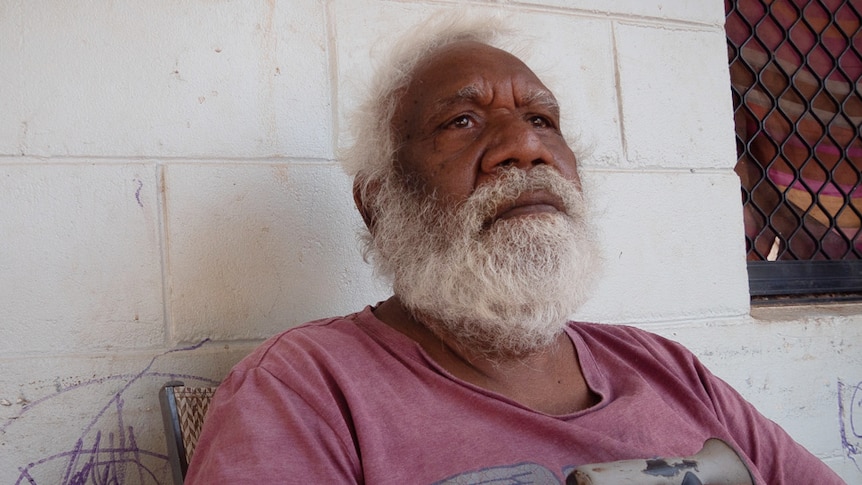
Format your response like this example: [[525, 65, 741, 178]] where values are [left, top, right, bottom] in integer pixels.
[[392, 40, 581, 217], [363, 41, 596, 357]]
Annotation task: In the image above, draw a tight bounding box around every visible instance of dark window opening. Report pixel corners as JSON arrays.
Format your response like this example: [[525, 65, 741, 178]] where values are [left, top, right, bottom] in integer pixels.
[[725, 0, 862, 298]]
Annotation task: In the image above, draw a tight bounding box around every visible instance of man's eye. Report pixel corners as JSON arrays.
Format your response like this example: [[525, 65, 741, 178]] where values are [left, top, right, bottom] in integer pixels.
[[449, 115, 472, 128], [529, 116, 551, 128]]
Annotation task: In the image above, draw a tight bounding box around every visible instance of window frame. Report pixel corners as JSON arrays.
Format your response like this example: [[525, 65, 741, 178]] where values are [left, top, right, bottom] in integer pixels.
[[725, 0, 862, 300]]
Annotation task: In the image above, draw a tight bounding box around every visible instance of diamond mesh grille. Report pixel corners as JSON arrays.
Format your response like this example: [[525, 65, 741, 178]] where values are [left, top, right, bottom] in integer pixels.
[[726, 0, 861, 262]]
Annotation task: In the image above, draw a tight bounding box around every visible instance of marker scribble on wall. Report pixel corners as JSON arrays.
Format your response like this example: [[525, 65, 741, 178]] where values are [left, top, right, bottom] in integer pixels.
[[134, 178, 144, 208], [1, 341, 217, 485], [838, 379, 862, 473]]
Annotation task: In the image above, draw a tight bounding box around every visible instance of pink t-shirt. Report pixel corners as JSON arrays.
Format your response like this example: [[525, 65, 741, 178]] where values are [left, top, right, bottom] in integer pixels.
[[187, 306, 843, 484]]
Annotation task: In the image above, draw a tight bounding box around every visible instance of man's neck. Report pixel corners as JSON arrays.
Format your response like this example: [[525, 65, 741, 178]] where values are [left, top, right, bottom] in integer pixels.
[[373, 296, 598, 415]]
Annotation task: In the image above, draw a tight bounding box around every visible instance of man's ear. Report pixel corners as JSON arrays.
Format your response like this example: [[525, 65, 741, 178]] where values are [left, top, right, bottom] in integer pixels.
[[353, 180, 377, 231]]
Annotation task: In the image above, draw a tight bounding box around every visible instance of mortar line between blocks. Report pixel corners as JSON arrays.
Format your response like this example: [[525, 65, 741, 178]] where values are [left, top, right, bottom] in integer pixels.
[[156, 163, 174, 346], [325, 0, 341, 164]]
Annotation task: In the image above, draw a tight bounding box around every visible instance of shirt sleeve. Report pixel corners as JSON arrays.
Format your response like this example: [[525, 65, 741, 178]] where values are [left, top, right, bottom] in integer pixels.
[[685, 343, 845, 484], [184, 364, 361, 484]]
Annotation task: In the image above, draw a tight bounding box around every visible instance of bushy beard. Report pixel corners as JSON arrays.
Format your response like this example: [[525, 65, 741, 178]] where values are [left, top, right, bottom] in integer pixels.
[[367, 166, 598, 358]]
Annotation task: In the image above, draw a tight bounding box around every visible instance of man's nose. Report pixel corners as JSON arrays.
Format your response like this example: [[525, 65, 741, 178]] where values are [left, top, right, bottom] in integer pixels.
[[479, 119, 556, 174]]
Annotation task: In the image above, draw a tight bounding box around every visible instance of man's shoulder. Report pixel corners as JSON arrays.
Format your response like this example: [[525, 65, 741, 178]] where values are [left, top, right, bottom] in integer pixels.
[[567, 320, 673, 343], [232, 307, 380, 373], [212, 305, 422, 408], [567, 320, 696, 367]]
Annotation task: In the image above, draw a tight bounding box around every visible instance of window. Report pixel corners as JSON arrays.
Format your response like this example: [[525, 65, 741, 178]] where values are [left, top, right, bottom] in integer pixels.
[[725, 0, 862, 299]]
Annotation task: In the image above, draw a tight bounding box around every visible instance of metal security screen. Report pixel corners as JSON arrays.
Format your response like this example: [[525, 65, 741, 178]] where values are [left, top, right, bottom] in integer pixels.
[[725, 0, 862, 297]]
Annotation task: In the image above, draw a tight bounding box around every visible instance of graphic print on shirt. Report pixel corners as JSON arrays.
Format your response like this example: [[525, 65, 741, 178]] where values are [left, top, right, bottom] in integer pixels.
[[432, 462, 568, 484]]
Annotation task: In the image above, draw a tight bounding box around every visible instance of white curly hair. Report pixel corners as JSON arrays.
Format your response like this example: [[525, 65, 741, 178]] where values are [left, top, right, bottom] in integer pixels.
[[342, 13, 515, 220]]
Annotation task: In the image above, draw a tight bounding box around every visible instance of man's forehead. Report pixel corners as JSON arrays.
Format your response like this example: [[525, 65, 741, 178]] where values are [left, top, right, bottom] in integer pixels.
[[407, 42, 560, 114], [414, 41, 543, 84]]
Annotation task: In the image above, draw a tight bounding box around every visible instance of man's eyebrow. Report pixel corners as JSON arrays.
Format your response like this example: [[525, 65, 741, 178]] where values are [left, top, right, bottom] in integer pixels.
[[427, 85, 485, 120], [426, 85, 561, 121], [522, 89, 560, 116]]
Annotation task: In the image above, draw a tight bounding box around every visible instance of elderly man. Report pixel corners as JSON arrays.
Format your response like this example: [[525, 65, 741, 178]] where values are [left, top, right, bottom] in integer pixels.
[[187, 17, 843, 484]]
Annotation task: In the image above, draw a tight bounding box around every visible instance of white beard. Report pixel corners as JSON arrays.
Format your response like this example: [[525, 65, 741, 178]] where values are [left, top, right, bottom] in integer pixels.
[[367, 166, 599, 358]]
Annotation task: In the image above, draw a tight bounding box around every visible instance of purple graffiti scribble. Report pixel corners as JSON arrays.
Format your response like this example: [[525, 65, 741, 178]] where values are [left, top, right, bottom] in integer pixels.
[[838, 379, 862, 473], [134, 179, 144, 208], [5, 339, 218, 485]]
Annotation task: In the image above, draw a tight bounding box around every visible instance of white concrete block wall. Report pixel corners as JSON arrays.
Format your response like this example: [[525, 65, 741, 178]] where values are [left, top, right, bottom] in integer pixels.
[[165, 162, 381, 342], [0, 1, 859, 484]]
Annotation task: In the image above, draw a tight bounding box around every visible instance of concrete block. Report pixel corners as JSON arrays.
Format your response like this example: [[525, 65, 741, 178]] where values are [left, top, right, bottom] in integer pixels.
[[12, 0, 329, 158], [824, 457, 862, 485], [0, 163, 165, 354], [0, 1, 23, 155], [574, 169, 750, 323], [615, 24, 736, 169], [517, 0, 725, 25], [332, 1, 624, 168], [0, 341, 256, 485], [165, 162, 387, 343]]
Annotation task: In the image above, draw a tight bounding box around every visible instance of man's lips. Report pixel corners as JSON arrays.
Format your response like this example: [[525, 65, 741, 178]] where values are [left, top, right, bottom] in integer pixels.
[[492, 190, 565, 222]]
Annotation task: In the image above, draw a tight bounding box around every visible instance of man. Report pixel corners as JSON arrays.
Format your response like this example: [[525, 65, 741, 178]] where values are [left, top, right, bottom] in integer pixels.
[[187, 17, 844, 484]]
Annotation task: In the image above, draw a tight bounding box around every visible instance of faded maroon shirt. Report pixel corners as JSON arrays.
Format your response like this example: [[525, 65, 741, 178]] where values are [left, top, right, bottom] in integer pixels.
[[187, 306, 843, 484]]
